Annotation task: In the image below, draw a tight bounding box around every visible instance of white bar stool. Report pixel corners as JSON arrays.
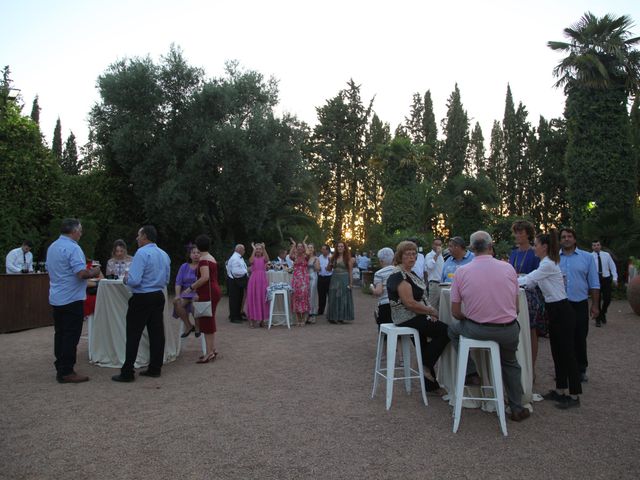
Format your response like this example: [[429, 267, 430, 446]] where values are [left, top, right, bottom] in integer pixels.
[[371, 324, 428, 410], [452, 335, 507, 436], [268, 289, 291, 329], [179, 321, 206, 354]]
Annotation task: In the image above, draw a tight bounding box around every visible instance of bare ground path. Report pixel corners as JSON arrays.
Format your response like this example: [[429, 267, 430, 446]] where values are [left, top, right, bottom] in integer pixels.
[[1, 291, 639, 479]]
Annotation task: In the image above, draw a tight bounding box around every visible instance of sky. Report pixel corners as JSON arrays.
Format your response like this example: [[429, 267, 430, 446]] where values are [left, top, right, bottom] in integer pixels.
[[2, 0, 640, 149]]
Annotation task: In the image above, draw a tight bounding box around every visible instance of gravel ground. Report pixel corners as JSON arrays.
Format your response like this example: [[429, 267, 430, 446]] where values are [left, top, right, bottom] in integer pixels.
[[1, 291, 639, 480]]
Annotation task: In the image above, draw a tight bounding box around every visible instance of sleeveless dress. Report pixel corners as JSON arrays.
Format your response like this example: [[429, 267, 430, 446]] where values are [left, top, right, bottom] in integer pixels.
[[510, 247, 545, 334], [308, 256, 318, 315], [327, 259, 354, 322], [245, 256, 269, 321], [195, 259, 221, 334], [292, 255, 310, 313]]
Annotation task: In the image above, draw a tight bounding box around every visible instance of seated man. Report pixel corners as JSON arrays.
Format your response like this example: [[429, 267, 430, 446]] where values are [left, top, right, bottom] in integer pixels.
[[441, 236, 474, 283], [447, 230, 530, 422]]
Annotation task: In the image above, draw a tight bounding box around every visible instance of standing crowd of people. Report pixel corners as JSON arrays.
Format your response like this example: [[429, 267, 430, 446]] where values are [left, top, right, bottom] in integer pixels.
[[38, 215, 616, 419]]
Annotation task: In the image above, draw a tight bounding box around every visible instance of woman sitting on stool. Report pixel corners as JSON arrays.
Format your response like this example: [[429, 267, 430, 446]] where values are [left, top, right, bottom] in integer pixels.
[[386, 240, 450, 394]]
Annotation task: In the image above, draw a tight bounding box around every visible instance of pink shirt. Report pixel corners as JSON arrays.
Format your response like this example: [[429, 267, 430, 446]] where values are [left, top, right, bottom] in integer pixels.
[[450, 254, 518, 324]]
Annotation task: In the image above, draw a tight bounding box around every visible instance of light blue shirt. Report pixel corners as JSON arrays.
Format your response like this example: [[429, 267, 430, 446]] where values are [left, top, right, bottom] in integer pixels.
[[559, 247, 600, 302], [47, 235, 87, 306], [441, 250, 474, 283], [357, 255, 371, 270], [126, 243, 170, 294]]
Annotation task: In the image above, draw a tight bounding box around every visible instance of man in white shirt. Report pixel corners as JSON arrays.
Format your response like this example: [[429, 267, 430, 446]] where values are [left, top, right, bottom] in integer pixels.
[[425, 239, 444, 309], [411, 246, 425, 281], [317, 244, 333, 316], [591, 240, 618, 327], [5, 240, 34, 274], [227, 244, 248, 324]]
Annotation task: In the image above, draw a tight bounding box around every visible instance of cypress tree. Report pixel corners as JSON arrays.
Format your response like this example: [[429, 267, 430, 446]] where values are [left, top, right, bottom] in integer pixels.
[[51, 118, 62, 160], [30, 96, 40, 125], [439, 84, 469, 180], [61, 131, 79, 175]]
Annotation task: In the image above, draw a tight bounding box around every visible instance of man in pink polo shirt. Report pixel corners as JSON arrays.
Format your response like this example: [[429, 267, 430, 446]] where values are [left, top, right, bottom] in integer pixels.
[[448, 230, 530, 422]]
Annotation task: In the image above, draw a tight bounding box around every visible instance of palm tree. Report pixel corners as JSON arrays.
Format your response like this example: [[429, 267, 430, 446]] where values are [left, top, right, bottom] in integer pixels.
[[548, 12, 640, 94]]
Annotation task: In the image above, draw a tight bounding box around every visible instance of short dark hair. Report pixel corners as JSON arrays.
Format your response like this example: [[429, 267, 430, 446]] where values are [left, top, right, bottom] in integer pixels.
[[22, 240, 33, 248], [195, 234, 211, 252], [512, 220, 535, 242], [559, 227, 577, 240], [449, 236, 466, 249], [140, 225, 158, 243], [592, 239, 601, 244], [60, 218, 81, 234]]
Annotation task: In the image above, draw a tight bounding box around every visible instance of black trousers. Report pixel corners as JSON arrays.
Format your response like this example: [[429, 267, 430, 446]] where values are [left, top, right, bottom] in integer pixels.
[[568, 300, 589, 374], [317, 275, 332, 315], [546, 299, 582, 395], [122, 291, 165, 376], [228, 276, 247, 321], [598, 275, 613, 321], [53, 300, 84, 377], [376, 303, 392, 325], [398, 315, 450, 376]]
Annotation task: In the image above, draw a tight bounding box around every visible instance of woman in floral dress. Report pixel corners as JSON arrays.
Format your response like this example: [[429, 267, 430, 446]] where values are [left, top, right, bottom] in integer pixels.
[[289, 237, 310, 326]]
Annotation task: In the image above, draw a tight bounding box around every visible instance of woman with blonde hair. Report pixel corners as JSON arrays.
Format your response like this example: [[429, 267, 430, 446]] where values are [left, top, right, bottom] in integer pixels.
[[245, 242, 270, 328], [386, 240, 449, 394]]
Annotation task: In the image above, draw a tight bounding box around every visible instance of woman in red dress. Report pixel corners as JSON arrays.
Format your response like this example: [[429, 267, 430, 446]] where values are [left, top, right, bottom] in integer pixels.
[[183, 235, 221, 363]]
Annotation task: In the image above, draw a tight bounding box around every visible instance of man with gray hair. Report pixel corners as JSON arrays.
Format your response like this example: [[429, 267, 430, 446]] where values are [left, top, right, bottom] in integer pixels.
[[47, 218, 101, 383], [227, 244, 248, 324], [441, 236, 474, 283], [448, 231, 530, 422]]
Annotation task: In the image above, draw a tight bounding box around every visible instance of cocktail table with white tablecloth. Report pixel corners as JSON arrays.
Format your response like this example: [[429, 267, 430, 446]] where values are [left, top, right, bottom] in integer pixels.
[[88, 279, 181, 368], [266, 270, 292, 327], [436, 286, 533, 410]]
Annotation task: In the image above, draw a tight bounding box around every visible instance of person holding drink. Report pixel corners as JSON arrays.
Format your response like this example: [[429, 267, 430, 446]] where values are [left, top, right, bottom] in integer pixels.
[[174, 245, 201, 337], [5, 240, 34, 274]]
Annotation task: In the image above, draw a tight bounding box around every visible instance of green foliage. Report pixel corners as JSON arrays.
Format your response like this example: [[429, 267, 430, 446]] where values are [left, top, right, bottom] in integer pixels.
[[439, 83, 469, 179], [60, 131, 79, 175], [30, 96, 40, 125], [51, 118, 62, 160], [0, 94, 64, 258]]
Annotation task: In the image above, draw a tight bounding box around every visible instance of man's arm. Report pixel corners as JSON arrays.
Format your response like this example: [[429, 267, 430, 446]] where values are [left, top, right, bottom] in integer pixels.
[[451, 301, 465, 321], [607, 254, 618, 284], [6, 250, 21, 273]]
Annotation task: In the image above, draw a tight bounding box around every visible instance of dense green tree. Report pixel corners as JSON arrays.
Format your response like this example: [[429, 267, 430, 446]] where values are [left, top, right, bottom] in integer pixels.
[[631, 96, 640, 193], [362, 114, 390, 240], [0, 75, 64, 256], [311, 79, 373, 243], [467, 122, 485, 175], [422, 90, 438, 157], [30, 95, 40, 125], [90, 47, 312, 265], [405, 93, 425, 144], [549, 12, 640, 227], [60, 131, 79, 175], [487, 120, 506, 213], [439, 84, 469, 179], [51, 117, 62, 160]]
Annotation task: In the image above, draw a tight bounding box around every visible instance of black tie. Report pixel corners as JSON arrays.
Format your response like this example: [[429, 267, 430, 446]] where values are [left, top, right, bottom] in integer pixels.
[[597, 252, 602, 276]]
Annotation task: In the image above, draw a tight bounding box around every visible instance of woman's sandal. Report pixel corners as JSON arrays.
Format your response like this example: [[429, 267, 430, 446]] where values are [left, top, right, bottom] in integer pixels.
[[181, 326, 195, 338], [196, 351, 219, 364]]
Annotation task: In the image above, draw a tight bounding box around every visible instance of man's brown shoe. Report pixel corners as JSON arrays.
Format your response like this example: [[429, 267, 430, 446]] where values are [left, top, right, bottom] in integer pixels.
[[57, 373, 89, 384], [510, 408, 530, 422]]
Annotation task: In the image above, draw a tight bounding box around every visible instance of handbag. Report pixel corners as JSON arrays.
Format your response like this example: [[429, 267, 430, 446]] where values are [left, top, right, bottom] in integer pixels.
[[192, 261, 213, 318]]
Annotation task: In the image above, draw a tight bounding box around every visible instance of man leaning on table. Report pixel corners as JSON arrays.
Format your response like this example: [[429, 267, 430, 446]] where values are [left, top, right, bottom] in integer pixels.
[[112, 225, 170, 382], [447, 231, 530, 422], [47, 219, 101, 383]]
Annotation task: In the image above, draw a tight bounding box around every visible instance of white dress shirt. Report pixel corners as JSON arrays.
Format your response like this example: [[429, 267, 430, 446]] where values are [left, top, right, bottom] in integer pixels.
[[227, 252, 248, 279], [318, 254, 332, 277], [412, 253, 425, 278], [592, 250, 618, 282], [6, 247, 33, 274], [425, 249, 444, 283], [518, 256, 566, 303]]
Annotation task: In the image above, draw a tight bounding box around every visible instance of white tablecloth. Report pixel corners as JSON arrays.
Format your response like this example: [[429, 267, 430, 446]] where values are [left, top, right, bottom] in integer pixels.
[[437, 287, 533, 410], [88, 279, 181, 368], [266, 270, 292, 326]]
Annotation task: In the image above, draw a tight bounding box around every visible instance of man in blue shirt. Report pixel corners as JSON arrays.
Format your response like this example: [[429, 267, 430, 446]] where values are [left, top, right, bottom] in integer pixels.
[[441, 236, 474, 283], [47, 219, 101, 383], [112, 225, 170, 382], [559, 227, 600, 382]]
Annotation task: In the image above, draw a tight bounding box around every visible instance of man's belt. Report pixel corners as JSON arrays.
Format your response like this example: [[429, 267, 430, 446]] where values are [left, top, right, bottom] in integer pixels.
[[465, 318, 517, 327]]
